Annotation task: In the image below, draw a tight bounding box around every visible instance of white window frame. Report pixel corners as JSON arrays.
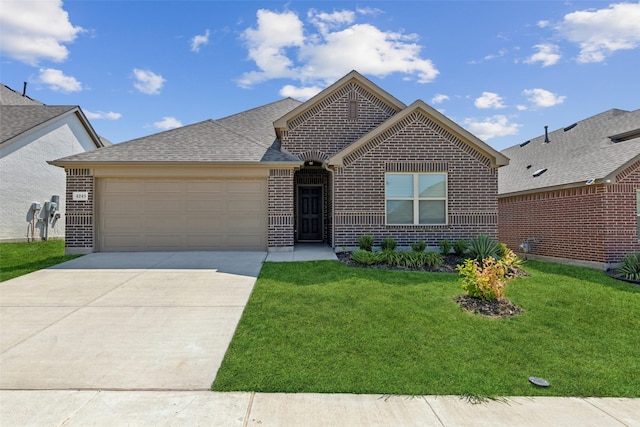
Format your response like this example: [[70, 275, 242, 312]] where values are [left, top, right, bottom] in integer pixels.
[[636, 190, 639, 241], [385, 173, 448, 225]]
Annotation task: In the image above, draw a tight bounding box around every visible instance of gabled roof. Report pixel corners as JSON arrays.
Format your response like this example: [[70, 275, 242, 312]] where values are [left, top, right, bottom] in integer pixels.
[[0, 83, 43, 106], [499, 108, 640, 196], [273, 70, 406, 137], [51, 98, 302, 166], [0, 105, 104, 148], [328, 100, 509, 168]]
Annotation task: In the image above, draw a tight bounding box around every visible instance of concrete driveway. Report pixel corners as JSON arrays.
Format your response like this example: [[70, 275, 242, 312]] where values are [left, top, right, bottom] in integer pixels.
[[0, 252, 265, 391]]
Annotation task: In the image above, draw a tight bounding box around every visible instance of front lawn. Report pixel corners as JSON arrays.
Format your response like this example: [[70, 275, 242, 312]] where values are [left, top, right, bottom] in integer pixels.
[[0, 240, 81, 282], [213, 260, 640, 397]]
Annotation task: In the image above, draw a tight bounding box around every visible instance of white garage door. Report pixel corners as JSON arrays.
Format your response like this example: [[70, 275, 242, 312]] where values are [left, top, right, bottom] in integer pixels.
[[97, 179, 267, 251]]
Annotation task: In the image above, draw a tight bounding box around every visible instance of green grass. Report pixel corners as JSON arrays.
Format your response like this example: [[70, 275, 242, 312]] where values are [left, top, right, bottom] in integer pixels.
[[0, 240, 81, 282], [213, 260, 640, 397]]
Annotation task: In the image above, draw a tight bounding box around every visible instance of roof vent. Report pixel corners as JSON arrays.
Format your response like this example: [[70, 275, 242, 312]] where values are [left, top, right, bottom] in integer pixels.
[[519, 140, 530, 147], [563, 123, 577, 132], [609, 128, 640, 143], [544, 126, 550, 143], [526, 165, 532, 169], [533, 168, 547, 177]]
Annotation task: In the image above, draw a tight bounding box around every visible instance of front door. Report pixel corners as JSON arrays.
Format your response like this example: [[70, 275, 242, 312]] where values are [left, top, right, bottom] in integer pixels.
[[298, 186, 323, 241]]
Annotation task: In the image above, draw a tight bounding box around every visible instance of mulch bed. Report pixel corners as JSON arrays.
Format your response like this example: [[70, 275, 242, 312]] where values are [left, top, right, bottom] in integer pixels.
[[454, 295, 523, 318]]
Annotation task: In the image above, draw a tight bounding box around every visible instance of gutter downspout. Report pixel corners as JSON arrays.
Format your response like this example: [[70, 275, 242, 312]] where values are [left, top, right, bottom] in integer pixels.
[[322, 160, 335, 251]]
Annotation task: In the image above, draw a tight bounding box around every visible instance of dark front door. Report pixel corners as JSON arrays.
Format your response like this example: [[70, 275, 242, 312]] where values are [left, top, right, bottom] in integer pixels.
[[298, 186, 323, 241]]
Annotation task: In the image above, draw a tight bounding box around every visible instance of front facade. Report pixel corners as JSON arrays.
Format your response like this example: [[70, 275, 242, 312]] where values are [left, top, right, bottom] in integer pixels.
[[0, 84, 104, 242], [54, 71, 508, 254], [498, 109, 640, 269]]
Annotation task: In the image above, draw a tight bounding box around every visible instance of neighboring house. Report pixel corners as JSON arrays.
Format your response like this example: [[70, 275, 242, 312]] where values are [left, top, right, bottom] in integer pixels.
[[51, 71, 508, 254], [0, 84, 105, 242], [498, 108, 640, 269]]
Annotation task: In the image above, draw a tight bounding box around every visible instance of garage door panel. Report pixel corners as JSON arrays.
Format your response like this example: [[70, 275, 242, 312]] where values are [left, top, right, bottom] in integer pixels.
[[99, 178, 267, 251]]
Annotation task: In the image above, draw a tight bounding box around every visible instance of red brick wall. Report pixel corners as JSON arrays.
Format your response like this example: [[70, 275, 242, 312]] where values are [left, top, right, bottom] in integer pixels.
[[499, 160, 640, 265], [268, 169, 295, 249], [333, 112, 499, 248], [64, 168, 94, 251], [604, 160, 640, 263], [280, 81, 398, 158]]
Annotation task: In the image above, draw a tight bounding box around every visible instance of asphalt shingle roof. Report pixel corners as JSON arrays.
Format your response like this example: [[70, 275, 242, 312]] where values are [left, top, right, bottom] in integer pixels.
[[0, 105, 77, 144], [0, 84, 43, 106], [499, 108, 640, 195], [54, 98, 303, 164]]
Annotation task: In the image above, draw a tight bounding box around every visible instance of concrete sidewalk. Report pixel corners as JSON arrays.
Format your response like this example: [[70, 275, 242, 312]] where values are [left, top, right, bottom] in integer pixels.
[[1, 391, 638, 426]]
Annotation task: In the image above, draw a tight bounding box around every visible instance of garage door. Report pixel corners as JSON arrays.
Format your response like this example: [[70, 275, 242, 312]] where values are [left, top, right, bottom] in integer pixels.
[[97, 179, 267, 251]]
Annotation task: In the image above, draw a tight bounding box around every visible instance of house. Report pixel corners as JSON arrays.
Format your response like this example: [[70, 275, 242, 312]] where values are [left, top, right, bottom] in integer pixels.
[[498, 108, 640, 270], [51, 71, 508, 254], [0, 84, 105, 242]]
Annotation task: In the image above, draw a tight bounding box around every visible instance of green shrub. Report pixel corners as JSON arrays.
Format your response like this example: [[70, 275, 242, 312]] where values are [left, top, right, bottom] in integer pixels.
[[438, 239, 452, 255], [497, 242, 509, 258], [453, 240, 468, 256], [358, 235, 374, 252], [380, 238, 398, 252], [411, 240, 426, 252], [616, 253, 640, 281], [351, 249, 385, 266], [386, 251, 443, 268], [456, 256, 512, 300], [468, 235, 499, 264]]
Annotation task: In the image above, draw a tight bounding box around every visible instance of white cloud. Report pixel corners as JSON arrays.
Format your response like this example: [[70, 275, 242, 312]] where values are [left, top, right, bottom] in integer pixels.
[[133, 68, 165, 94], [524, 43, 561, 67], [238, 8, 438, 91], [191, 29, 210, 52], [38, 68, 82, 92], [279, 84, 323, 100], [431, 94, 450, 104], [556, 2, 640, 63], [464, 115, 521, 141], [537, 20, 551, 28], [516, 105, 528, 111], [84, 110, 122, 120], [153, 116, 182, 130], [523, 88, 566, 108], [474, 92, 505, 109], [0, 0, 84, 65]]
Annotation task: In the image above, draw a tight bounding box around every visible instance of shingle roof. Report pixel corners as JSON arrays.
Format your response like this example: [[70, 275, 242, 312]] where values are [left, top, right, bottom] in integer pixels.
[[0, 105, 78, 144], [53, 98, 303, 164], [0, 84, 43, 106], [499, 108, 640, 196]]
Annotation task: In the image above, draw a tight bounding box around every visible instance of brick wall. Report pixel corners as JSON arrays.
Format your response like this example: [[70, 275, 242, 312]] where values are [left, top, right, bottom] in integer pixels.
[[65, 168, 94, 253], [333, 113, 499, 248], [499, 161, 639, 266], [280, 81, 397, 158], [268, 169, 295, 249]]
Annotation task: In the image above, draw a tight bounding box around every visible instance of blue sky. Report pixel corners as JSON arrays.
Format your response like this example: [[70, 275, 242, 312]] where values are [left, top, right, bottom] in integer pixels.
[[1, 1, 639, 151]]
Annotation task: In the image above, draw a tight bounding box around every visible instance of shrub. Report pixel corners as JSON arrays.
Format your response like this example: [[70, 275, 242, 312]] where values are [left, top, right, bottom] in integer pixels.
[[453, 240, 468, 256], [501, 246, 525, 275], [351, 249, 385, 266], [380, 238, 398, 252], [456, 256, 512, 300], [468, 235, 499, 264], [438, 240, 452, 256], [616, 253, 640, 281], [358, 235, 374, 252], [411, 240, 426, 252], [384, 251, 443, 269]]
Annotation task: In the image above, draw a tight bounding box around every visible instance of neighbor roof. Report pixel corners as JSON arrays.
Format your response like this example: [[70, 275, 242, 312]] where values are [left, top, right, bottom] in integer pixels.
[[499, 108, 640, 196], [51, 98, 302, 165], [0, 105, 104, 149], [0, 83, 43, 106]]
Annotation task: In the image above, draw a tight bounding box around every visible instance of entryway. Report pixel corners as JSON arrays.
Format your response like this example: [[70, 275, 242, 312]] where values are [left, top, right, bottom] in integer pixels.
[[294, 162, 331, 245], [297, 186, 323, 241]]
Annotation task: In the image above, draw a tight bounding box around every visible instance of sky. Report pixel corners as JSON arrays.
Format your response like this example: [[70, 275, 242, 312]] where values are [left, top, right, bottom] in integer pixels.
[[1, 1, 639, 151]]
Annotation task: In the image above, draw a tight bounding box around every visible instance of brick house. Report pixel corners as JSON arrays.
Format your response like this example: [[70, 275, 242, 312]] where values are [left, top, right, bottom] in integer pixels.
[[51, 71, 508, 254], [498, 108, 640, 270]]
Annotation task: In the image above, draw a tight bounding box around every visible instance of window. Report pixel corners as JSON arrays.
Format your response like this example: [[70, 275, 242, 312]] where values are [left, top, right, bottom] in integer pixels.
[[637, 190, 639, 240], [385, 173, 447, 225]]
